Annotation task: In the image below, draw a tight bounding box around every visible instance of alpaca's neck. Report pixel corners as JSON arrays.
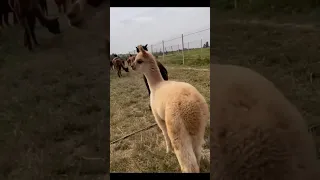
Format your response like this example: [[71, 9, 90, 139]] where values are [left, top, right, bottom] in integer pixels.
[[144, 62, 164, 92]]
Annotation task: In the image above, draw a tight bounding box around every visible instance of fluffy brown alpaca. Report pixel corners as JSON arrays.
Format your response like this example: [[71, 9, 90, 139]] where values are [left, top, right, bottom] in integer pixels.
[[112, 57, 129, 78], [131, 45, 209, 173], [210, 64, 319, 180]]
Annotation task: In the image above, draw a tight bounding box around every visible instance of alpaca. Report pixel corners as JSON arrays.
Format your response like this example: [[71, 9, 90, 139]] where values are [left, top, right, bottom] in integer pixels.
[[110, 60, 114, 70], [112, 57, 129, 78], [210, 64, 319, 180], [9, 0, 61, 51], [131, 45, 209, 173], [135, 44, 169, 96], [127, 54, 135, 66]]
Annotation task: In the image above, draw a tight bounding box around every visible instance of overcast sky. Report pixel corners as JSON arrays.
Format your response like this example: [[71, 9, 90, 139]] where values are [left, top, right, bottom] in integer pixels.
[[110, 8, 210, 54]]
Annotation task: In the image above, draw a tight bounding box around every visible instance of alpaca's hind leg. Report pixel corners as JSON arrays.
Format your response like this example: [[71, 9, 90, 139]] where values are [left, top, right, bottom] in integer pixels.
[[117, 69, 120, 77], [192, 136, 203, 167], [167, 127, 199, 172], [153, 113, 172, 153]]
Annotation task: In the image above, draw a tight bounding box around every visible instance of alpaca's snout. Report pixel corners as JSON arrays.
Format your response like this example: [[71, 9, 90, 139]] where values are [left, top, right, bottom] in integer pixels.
[[131, 65, 136, 70]]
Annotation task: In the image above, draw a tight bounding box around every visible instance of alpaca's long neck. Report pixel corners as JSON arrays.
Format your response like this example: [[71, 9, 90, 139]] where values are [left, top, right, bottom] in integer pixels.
[[144, 62, 164, 92]]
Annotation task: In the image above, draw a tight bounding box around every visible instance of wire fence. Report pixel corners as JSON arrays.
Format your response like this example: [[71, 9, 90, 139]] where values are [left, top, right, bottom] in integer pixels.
[[128, 28, 210, 65]]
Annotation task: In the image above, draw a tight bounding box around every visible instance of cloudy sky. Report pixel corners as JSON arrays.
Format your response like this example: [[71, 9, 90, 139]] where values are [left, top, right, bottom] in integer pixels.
[[110, 8, 210, 54]]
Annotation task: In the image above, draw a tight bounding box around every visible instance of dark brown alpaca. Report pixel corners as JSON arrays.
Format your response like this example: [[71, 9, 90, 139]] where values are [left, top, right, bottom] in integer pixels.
[[134, 44, 168, 110], [10, 0, 61, 51], [112, 57, 129, 78], [127, 54, 135, 66], [110, 60, 114, 70]]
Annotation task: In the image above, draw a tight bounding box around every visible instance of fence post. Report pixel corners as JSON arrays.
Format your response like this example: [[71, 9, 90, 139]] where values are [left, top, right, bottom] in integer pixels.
[[151, 45, 153, 54], [200, 39, 203, 59], [162, 40, 165, 62], [181, 34, 185, 65], [188, 42, 189, 52]]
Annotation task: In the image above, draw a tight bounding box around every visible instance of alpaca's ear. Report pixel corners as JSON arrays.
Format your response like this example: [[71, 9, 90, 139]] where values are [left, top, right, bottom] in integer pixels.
[[137, 45, 146, 54], [136, 47, 139, 53]]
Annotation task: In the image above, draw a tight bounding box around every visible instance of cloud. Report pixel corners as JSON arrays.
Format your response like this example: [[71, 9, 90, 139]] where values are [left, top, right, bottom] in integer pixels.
[[133, 16, 153, 23], [120, 19, 134, 25], [120, 16, 153, 25]]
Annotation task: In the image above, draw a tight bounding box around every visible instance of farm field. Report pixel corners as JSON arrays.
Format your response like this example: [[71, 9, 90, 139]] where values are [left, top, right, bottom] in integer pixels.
[[110, 49, 210, 172]]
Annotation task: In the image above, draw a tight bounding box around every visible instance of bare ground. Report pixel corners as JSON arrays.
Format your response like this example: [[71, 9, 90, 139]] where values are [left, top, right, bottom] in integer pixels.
[[0, 2, 109, 179], [110, 65, 210, 172], [212, 12, 320, 158]]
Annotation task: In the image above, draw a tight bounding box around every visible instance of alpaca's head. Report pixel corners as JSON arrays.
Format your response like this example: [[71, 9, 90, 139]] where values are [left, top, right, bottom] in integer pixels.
[[131, 45, 156, 73], [135, 44, 148, 53]]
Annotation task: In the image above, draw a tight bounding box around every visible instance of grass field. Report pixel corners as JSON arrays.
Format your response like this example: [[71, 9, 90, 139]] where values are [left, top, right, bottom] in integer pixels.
[[110, 49, 210, 172], [158, 48, 210, 67], [0, 2, 109, 179], [212, 11, 320, 159]]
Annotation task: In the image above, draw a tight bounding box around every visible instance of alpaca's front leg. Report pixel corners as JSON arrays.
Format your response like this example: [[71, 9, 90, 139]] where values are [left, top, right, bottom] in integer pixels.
[[153, 113, 173, 153]]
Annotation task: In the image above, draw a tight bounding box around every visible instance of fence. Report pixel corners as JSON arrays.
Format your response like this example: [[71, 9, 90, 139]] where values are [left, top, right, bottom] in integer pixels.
[[128, 28, 210, 65]]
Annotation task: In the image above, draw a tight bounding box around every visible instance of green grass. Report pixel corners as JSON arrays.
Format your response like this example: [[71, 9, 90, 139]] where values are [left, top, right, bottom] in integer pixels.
[[156, 48, 210, 67]]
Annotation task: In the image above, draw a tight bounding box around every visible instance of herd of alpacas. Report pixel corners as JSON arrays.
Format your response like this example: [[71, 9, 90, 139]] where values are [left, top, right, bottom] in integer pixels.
[[112, 44, 319, 176], [0, 0, 104, 51]]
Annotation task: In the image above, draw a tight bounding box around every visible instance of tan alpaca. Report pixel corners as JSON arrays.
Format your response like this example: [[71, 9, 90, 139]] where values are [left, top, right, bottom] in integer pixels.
[[131, 45, 209, 173], [211, 64, 320, 180]]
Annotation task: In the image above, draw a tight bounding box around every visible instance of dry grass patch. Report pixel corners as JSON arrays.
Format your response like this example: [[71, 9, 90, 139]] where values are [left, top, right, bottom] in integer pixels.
[[110, 66, 210, 172]]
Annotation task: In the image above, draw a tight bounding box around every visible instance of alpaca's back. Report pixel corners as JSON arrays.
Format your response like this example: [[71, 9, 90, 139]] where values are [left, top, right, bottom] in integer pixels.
[[152, 81, 208, 135], [210, 64, 319, 180]]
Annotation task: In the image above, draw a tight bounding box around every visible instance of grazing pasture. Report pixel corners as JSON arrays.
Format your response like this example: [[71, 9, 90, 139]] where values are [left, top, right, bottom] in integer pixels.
[[0, 1, 109, 179], [110, 48, 210, 172]]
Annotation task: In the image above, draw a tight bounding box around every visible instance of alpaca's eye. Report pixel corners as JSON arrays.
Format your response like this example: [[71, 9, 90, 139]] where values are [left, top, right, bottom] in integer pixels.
[[137, 60, 143, 64]]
